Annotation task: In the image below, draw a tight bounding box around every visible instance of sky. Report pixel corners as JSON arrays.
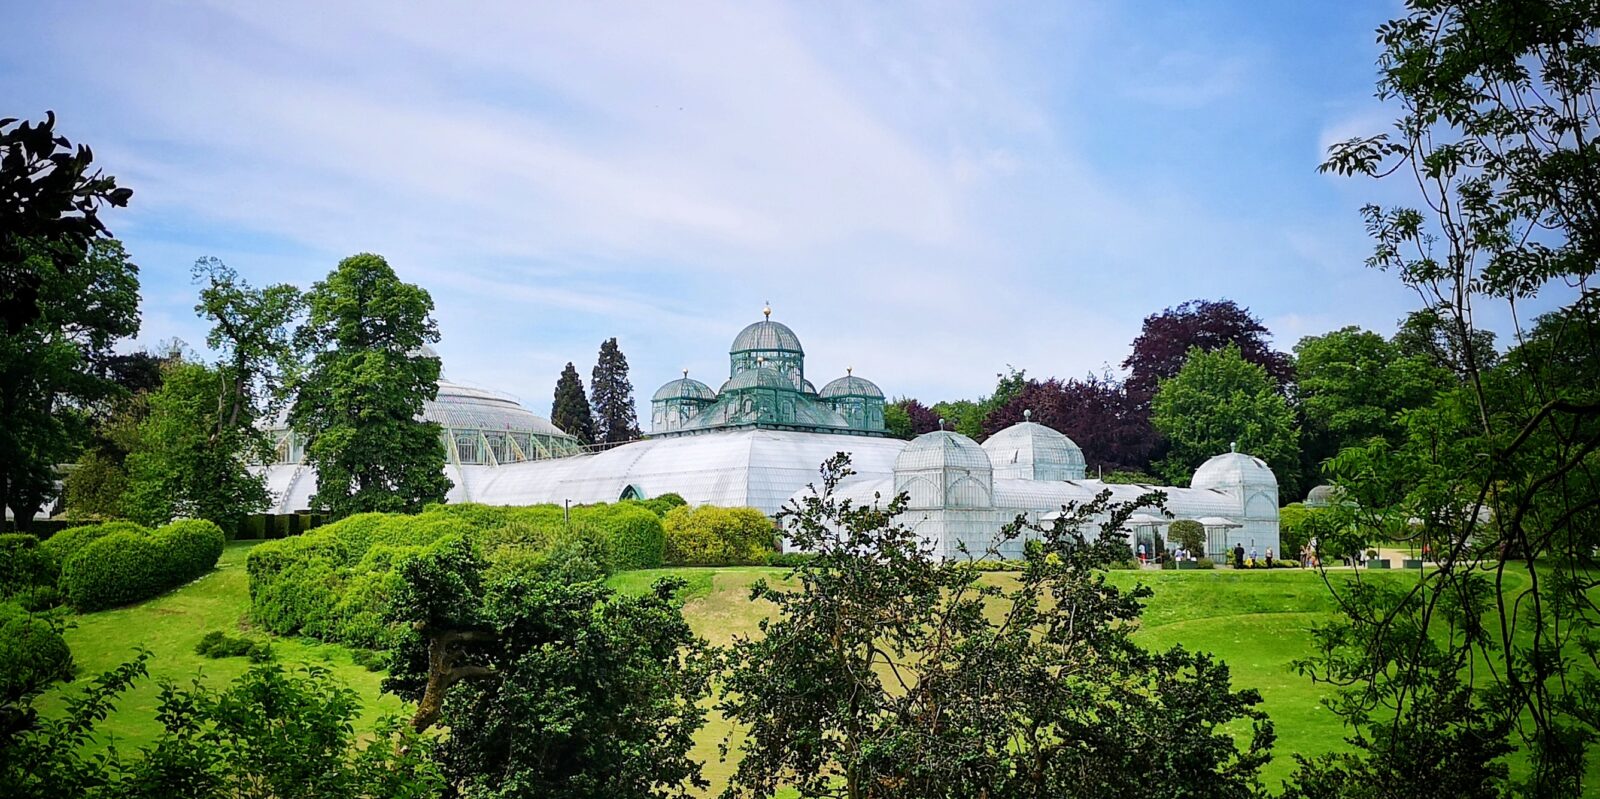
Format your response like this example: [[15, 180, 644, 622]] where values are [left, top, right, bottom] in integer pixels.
[[3, 1, 1572, 421]]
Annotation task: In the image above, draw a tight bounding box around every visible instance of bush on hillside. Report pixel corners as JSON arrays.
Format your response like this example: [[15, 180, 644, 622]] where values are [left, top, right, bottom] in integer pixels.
[[194, 630, 275, 662], [40, 521, 150, 568], [0, 602, 74, 703], [766, 551, 818, 568], [247, 502, 663, 647], [663, 505, 776, 566], [0, 534, 59, 608], [60, 520, 225, 611]]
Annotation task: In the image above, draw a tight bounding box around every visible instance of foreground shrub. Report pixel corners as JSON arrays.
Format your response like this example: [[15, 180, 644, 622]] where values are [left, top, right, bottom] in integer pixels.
[[0, 535, 59, 607], [0, 603, 73, 706], [60, 520, 225, 611], [663, 505, 776, 566]]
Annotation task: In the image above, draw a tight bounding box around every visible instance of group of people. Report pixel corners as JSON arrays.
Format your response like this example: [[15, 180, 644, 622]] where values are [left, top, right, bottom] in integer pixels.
[[1230, 543, 1275, 569]]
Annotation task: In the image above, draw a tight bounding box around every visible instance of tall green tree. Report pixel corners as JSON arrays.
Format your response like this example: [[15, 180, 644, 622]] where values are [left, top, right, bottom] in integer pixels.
[[121, 360, 271, 531], [589, 338, 639, 445], [1307, 1, 1600, 793], [192, 257, 302, 445], [0, 238, 139, 529], [721, 455, 1273, 799], [289, 254, 449, 518], [1150, 344, 1301, 494], [551, 362, 595, 445], [1293, 326, 1448, 476]]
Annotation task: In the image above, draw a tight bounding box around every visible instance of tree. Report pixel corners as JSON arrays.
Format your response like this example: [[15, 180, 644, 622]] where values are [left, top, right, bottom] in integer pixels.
[[883, 398, 939, 440], [551, 362, 595, 445], [929, 399, 983, 440], [0, 113, 132, 335], [0, 237, 139, 529], [62, 351, 164, 520], [1168, 519, 1205, 556], [1123, 299, 1294, 406], [1391, 308, 1498, 379], [1309, 1, 1600, 792], [383, 536, 713, 798], [1150, 344, 1301, 494], [720, 454, 1273, 799], [981, 372, 1159, 473], [1293, 326, 1448, 475], [192, 257, 301, 453], [121, 361, 271, 531], [290, 253, 449, 518], [589, 338, 639, 445]]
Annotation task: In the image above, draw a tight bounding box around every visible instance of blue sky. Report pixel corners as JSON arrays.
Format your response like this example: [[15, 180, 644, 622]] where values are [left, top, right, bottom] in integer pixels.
[[3, 1, 1563, 418]]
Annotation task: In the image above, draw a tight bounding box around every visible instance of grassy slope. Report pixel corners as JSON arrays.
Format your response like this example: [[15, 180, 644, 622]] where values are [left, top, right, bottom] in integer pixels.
[[36, 549, 1546, 794], [34, 541, 406, 752]]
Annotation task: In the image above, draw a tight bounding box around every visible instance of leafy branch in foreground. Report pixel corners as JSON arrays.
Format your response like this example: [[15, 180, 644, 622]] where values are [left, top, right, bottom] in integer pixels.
[[720, 452, 1273, 799]]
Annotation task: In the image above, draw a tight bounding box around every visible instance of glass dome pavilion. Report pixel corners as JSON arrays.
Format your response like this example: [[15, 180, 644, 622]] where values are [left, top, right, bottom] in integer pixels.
[[650, 308, 887, 438]]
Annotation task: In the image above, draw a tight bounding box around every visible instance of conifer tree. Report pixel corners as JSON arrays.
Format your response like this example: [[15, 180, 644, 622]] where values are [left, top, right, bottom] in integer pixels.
[[589, 338, 639, 445], [550, 362, 595, 445]]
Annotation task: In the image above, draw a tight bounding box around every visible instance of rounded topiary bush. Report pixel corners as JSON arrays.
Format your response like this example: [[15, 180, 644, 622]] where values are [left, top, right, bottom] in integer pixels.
[[61, 531, 165, 611], [60, 520, 226, 611], [41, 521, 150, 568], [1167, 519, 1206, 557]]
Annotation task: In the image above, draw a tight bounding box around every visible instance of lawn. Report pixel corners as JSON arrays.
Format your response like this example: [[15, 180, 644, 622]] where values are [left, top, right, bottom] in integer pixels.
[[34, 546, 1527, 794]]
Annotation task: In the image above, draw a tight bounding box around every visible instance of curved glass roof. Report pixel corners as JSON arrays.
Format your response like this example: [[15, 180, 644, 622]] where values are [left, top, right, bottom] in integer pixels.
[[819, 374, 884, 399], [1191, 450, 1276, 490], [731, 319, 804, 354], [721, 365, 796, 392], [426, 380, 573, 438], [652, 376, 717, 402], [895, 430, 992, 472]]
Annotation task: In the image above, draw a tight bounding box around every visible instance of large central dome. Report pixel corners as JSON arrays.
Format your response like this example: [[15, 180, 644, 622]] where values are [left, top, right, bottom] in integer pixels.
[[730, 319, 804, 354]]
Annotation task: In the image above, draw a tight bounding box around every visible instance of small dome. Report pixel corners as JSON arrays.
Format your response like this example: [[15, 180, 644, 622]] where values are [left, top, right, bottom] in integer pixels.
[[801, 378, 818, 395], [652, 376, 716, 403], [895, 430, 992, 473], [982, 421, 1086, 481], [820, 374, 883, 400], [1192, 450, 1277, 492], [731, 319, 804, 354], [721, 365, 794, 392], [1304, 484, 1348, 507]]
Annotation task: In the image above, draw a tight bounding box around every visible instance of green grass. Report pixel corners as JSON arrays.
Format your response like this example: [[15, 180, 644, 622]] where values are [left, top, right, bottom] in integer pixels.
[[34, 541, 406, 752], [32, 551, 1552, 794]]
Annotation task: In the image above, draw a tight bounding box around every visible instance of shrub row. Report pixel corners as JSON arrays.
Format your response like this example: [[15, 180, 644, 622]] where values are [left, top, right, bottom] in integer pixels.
[[246, 502, 666, 648], [662, 505, 776, 566], [59, 519, 225, 611]]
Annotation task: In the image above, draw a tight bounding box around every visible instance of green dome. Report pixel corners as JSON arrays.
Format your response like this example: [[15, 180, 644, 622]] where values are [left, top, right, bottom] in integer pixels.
[[652, 376, 716, 402], [731, 319, 803, 354], [820, 374, 883, 399], [721, 366, 795, 392]]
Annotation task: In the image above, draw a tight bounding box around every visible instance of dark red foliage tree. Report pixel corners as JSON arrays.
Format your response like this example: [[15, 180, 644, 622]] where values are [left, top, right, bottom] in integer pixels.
[[982, 374, 1158, 473], [1122, 299, 1294, 405], [885, 398, 941, 439]]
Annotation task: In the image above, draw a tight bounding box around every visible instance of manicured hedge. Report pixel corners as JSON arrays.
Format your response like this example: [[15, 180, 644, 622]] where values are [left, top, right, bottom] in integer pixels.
[[0, 602, 73, 703], [59, 519, 226, 611], [246, 502, 665, 648], [663, 505, 776, 566], [40, 520, 150, 568]]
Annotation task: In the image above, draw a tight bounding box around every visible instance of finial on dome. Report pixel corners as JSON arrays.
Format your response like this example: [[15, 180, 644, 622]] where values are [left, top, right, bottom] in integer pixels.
[[682, 368, 689, 379], [756, 355, 766, 366], [846, 365, 853, 375], [938, 417, 947, 431], [762, 302, 771, 320], [1230, 440, 1238, 453], [1023, 409, 1032, 422]]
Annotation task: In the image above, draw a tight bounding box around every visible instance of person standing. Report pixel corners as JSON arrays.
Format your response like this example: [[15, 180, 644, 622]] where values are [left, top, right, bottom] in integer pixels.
[[1233, 542, 1245, 569], [1265, 547, 1274, 568], [1137, 542, 1147, 566]]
